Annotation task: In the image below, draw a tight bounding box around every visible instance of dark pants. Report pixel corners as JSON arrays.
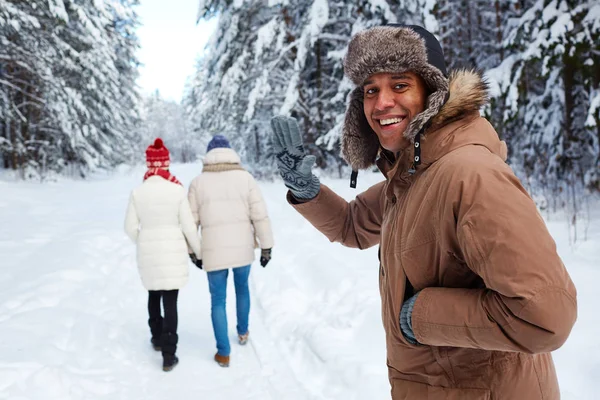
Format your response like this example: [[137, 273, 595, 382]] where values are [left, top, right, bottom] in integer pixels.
[[147, 290, 179, 359]]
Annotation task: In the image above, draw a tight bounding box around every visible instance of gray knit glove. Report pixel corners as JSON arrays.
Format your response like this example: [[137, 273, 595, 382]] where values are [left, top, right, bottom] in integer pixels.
[[399, 292, 420, 345], [270, 116, 320, 200]]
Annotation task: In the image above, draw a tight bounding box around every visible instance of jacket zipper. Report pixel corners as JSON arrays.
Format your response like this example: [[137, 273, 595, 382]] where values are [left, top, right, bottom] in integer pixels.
[[386, 180, 416, 344]]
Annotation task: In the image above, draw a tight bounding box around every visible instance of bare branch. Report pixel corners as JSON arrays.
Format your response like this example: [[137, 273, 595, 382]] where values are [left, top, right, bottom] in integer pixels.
[[0, 79, 45, 103]]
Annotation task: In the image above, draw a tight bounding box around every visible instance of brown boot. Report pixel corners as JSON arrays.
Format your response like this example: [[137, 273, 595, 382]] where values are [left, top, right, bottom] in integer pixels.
[[214, 353, 230, 368]]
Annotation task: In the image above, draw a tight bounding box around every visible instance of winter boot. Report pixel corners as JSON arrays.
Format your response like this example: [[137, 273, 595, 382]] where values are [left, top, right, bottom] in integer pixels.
[[162, 355, 179, 372], [148, 317, 163, 351], [160, 331, 178, 368], [161, 332, 178, 371], [214, 353, 230, 368], [238, 332, 249, 346], [150, 337, 161, 351]]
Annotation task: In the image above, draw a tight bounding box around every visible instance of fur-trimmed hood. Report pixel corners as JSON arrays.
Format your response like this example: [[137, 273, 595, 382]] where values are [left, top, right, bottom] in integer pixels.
[[342, 69, 490, 170], [428, 69, 489, 132]]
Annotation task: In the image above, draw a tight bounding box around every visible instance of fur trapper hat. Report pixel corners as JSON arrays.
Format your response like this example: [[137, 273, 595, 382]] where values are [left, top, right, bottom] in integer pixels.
[[341, 25, 449, 170]]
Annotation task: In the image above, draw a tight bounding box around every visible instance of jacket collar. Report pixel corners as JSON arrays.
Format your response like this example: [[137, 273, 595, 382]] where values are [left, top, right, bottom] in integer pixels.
[[203, 147, 241, 165]]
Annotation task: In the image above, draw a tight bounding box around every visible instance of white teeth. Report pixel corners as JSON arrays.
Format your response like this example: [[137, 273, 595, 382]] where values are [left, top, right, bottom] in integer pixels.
[[380, 117, 404, 126]]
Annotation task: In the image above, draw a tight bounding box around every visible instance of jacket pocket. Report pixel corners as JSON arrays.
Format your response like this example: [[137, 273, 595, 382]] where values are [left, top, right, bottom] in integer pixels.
[[388, 256, 419, 348], [440, 346, 492, 384], [391, 378, 491, 400], [399, 238, 436, 292]]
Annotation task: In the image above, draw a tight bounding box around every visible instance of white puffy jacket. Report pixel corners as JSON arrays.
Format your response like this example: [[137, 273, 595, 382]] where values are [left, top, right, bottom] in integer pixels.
[[188, 148, 274, 272], [124, 176, 201, 290]]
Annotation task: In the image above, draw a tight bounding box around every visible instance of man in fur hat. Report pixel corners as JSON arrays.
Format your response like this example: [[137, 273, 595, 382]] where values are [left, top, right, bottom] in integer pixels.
[[270, 25, 576, 399]]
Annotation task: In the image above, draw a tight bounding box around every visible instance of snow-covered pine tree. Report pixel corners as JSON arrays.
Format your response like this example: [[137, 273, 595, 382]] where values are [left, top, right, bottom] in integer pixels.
[[0, 0, 54, 176], [189, 0, 279, 176], [47, 0, 142, 176], [578, 1, 600, 193], [107, 0, 143, 163], [489, 0, 599, 199], [0, 0, 141, 178], [182, 57, 212, 155], [432, 0, 505, 70], [140, 90, 201, 163], [466, 0, 522, 149]]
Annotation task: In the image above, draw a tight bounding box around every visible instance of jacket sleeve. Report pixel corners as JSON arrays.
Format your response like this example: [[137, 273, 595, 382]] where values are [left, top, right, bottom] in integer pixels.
[[124, 192, 140, 243], [248, 175, 274, 249], [289, 181, 386, 249], [187, 178, 200, 227], [411, 161, 577, 354], [179, 193, 201, 258]]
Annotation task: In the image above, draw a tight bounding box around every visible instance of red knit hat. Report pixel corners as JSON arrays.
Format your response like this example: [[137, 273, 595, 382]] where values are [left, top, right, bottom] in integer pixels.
[[146, 138, 170, 168]]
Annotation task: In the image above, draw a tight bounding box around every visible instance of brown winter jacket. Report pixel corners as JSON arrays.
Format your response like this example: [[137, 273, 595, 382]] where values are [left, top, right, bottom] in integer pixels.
[[290, 71, 577, 399]]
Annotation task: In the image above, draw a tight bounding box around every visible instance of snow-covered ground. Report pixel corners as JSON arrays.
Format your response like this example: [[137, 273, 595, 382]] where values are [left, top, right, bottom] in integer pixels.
[[0, 163, 598, 400]]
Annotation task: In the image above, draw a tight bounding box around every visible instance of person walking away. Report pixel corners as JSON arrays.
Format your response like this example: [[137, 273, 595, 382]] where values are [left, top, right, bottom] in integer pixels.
[[124, 138, 201, 372], [188, 135, 274, 368]]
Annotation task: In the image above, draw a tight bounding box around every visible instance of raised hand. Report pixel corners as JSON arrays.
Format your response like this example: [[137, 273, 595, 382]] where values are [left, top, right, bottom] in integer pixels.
[[270, 116, 320, 199]]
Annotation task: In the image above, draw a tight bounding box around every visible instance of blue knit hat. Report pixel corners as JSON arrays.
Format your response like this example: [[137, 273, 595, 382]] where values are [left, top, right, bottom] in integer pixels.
[[207, 135, 231, 152]]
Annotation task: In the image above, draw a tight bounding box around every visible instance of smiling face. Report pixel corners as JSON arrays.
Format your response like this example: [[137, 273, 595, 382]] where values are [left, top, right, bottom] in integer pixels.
[[363, 72, 428, 153]]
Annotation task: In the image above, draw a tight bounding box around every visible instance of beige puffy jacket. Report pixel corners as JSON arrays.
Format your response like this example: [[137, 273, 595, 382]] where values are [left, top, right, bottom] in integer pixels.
[[188, 148, 274, 271]]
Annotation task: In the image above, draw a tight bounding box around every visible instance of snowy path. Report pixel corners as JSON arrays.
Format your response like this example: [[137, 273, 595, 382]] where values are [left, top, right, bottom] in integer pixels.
[[1, 163, 598, 399], [0, 167, 311, 400]]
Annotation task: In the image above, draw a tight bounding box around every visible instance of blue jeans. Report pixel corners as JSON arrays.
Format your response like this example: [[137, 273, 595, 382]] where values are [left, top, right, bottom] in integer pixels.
[[206, 265, 251, 357]]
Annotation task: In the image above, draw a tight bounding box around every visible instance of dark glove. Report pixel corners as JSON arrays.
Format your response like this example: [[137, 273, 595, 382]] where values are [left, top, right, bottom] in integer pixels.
[[260, 248, 272, 267], [399, 292, 420, 345], [270, 116, 320, 200], [189, 253, 203, 269]]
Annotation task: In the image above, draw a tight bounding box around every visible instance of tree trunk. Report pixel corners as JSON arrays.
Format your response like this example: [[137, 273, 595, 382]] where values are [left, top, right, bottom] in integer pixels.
[[563, 51, 575, 159], [495, 0, 503, 61], [254, 127, 260, 163]]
